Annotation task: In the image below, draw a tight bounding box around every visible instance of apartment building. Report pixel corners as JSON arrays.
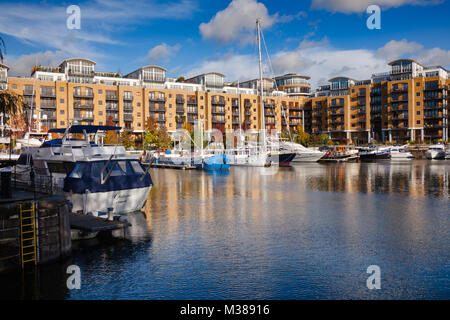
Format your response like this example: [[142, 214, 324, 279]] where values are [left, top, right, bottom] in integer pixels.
[[2, 58, 449, 144], [309, 59, 449, 144], [4, 59, 306, 142]]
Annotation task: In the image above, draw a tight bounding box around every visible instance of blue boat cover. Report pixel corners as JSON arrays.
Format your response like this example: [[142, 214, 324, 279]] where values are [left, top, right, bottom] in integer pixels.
[[49, 125, 121, 134]]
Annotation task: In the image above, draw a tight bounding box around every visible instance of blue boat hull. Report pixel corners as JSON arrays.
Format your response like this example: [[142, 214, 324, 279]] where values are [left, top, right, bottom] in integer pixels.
[[196, 154, 230, 170]]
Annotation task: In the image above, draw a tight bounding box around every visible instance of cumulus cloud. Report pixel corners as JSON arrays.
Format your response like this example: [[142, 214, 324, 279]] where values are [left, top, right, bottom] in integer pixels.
[[311, 0, 444, 14], [5, 51, 68, 76], [199, 0, 306, 45], [185, 38, 450, 90], [146, 43, 181, 64], [375, 39, 423, 61]]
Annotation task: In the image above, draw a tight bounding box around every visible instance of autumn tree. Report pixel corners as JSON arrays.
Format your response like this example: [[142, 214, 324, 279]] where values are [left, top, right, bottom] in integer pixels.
[[295, 125, 311, 147], [103, 115, 119, 145]]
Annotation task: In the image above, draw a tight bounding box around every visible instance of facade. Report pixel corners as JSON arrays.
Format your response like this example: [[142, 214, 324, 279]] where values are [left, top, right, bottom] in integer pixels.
[[5, 59, 306, 141], [2, 58, 449, 144]]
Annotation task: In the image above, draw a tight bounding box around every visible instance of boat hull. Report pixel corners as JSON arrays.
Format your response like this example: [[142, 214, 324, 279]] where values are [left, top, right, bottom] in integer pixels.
[[359, 151, 391, 161], [268, 153, 296, 166], [67, 185, 152, 216], [292, 152, 325, 163], [426, 151, 445, 160]]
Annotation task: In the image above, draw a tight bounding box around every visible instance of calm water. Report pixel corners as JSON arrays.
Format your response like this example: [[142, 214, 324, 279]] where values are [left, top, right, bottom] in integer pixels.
[[1, 160, 449, 299]]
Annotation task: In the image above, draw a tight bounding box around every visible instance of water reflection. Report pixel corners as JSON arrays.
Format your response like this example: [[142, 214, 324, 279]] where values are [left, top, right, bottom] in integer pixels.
[[1, 161, 449, 299]]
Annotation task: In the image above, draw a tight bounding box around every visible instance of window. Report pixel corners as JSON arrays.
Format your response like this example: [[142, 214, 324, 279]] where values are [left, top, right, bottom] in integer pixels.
[[137, 102, 141, 107], [69, 163, 84, 178], [99, 122, 103, 125], [137, 112, 141, 117], [60, 121, 65, 126], [416, 82, 420, 87], [60, 110, 65, 115], [416, 102, 420, 106], [98, 89, 103, 94], [98, 101, 103, 105], [416, 92, 420, 97], [417, 120, 420, 125], [60, 87, 64, 92], [417, 111, 420, 115], [99, 111, 103, 116], [60, 99, 64, 104], [12, 84, 17, 89]]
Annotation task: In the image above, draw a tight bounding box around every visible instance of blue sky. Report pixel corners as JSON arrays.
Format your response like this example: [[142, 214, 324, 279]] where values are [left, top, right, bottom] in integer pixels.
[[1, 0, 449, 88]]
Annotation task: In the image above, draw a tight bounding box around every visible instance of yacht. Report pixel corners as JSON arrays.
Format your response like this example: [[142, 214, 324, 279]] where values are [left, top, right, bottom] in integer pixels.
[[319, 146, 359, 162], [358, 146, 391, 161], [426, 144, 446, 160], [13, 124, 153, 217], [279, 141, 325, 162], [445, 146, 450, 160], [15, 131, 50, 149], [389, 145, 414, 160]]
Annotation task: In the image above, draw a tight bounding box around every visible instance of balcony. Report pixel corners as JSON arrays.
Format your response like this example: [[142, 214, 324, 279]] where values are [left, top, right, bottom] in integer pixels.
[[149, 96, 166, 103], [187, 109, 198, 115], [149, 105, 166, 112], [211, 98, 225, 105], [123, 105, 133, 113], [391, 87, 408, 94], [106, 94, 118, 101], [74, 102, 94, 109], [23, 90, 35, 96], [176, 107, 185, 113], [212, 118, 225, 124], [187, 98, 197, 105], [289, 114, 301, 119], [176, 96, 185, 104], [106, 105, 119, 111], [73, 91, 94, 99], [123, 95, 133, 101], [40, 91, 56, 98], [123, 114, 133, 121], [40, 104, 56, 110], [212, 108, 225, 114]]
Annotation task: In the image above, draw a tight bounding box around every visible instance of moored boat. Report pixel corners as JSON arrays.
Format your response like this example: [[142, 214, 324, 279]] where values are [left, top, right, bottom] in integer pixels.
[[13, 124, 153, 217], [319, 146, 359, 162], [358, 146, 391, 161], [426, 144, 446, 160]]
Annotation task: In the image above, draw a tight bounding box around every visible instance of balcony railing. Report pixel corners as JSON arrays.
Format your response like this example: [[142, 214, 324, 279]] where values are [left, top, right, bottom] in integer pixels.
[[124, 114, 134, 121], [106, 94, 119, 101], [74, 102, 94, 109], [149, 106, 166, 112], [123, 96, 133, 101], [149, 96, 166, 102], [123, 106, 133, 113], [40, 91, 56, 98], [73, 91, 94, 99]]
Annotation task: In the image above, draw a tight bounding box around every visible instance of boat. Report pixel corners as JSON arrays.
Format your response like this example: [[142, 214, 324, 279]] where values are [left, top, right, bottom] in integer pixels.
[[358, 146, 391, 161], [279, 141, 325, 162], [319, 146, 359, 162], [13, 124, 153, 217], [426, 144, 446, 160], [446, 146, 450, 160], [15, 131, 50, 149], [389, 145, 414, 160]]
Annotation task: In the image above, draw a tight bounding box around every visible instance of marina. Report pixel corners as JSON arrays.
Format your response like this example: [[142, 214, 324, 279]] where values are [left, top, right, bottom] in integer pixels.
[[0, 160, 448, 299]]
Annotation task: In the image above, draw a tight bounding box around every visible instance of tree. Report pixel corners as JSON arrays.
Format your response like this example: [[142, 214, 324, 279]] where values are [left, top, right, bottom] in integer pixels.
[[295, 125, 311, 147], [157, 125, 172, 148], [319, 133, 331, 145], [143, 117, 159, 150], [176, 76, 185, 83], [120, 130, 134, 149], [103, 116, 119, 145]]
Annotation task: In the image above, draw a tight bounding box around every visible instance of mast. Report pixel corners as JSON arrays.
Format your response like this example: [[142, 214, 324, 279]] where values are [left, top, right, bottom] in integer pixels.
[[256, 18, 266, 149], [237, 80, 242, 146]]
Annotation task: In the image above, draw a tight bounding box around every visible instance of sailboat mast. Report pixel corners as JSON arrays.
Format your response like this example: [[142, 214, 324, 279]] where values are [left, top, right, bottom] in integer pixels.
[[237, 80, 242, 145], [256, 18, 266, 149]]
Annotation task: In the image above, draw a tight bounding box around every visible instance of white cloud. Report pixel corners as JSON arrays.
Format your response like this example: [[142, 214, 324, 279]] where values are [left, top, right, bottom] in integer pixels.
[[199, 0, 306, 45], [311, 0, 444, 14], [146, 43, 181, 64], [185, 38, 450, 90], [0, 0, 197, 61], [375, 39, 423, 61], [5, 51, 68, 76]]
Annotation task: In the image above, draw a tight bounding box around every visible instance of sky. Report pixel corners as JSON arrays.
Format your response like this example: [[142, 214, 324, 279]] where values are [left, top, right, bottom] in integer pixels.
[[0, 0, 449, 88]]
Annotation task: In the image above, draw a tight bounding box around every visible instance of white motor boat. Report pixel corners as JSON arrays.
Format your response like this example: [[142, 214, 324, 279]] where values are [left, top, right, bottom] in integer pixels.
[[13, 124, 153, 217], [446, 146, 450, 160], [389, 145, 414, 160], [426, 144, 446, 160], [15, 131, 50, 149], [280, 141, 325, 162]]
